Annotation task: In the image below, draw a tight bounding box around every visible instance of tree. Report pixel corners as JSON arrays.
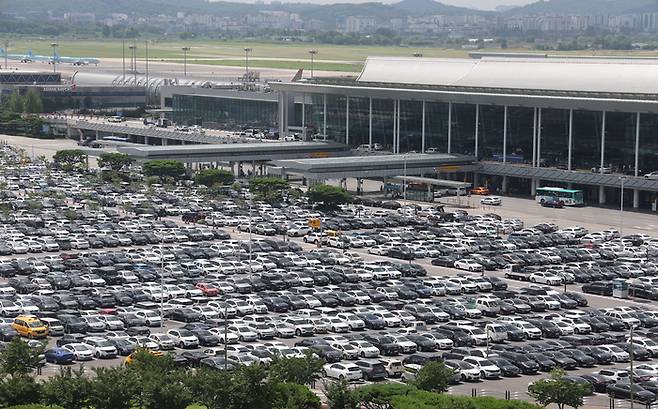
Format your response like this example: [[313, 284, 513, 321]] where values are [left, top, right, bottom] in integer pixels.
[[98, 152, 133, 172], [269, 354, 325, 386], [324, 379, 359, 409], [6, 91, 23, 113], [128, 350, 192, 409], [0, 375, 41, 407], [23, 90, 43, 114], [52, 149, 88, 172], [41, 367, 91, 409], [413, 361, 454, 393], [0, 338, 44, 377], [307, 184, 351, 209], [528, 368, 590, 409], [185, 367, 235, 409], [142, 160, 185, 182], [89, 367, 138, 409], [271, 382, 321, 409], [249, 177, 289, 202], [231, 364, 272, 409], [194, 168, 234, 188]]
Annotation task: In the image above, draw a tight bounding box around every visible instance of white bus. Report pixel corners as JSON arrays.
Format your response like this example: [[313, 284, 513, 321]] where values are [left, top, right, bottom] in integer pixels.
[[535, 187, 584, 206]]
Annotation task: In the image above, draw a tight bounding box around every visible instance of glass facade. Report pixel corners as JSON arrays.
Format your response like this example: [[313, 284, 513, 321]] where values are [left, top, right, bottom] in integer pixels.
[[507, 107, 534, 164], [639, 113, 658, 175], [605, 112, 637, 174], [539, 108, 570, 168], [571, 110, 603, 171], [399, 100, 423, 153], [478, 105, 505, 161], [371, 98, 395, 151], [172, 94, 277, 129], [425, 102, 450, 153], [452, 103, 476, 156]]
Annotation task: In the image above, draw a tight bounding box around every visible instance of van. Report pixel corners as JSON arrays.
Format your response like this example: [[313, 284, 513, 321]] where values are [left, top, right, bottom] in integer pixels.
[[12, 315, 49, 339], [484, 323, 509, 343], [40, 317, 64, 336], [475, 298, 500, 317]]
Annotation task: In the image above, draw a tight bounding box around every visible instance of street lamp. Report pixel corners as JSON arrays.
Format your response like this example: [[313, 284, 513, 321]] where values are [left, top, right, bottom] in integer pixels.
[[128, 44, 137, 84], [308, 49, 318, 78], [244, 47, 253, 76], [619, 176, 627, 238], [159, 234, 165, 327], [403, 153, 408, 201], [50, 43, 58, 73], [181, 46, 190, 77], [248, 199, 253, 280]]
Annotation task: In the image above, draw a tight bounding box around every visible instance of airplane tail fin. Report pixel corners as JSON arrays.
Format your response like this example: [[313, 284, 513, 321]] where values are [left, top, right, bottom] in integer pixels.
[[0, 48, 5, 57], [54, 51, 60, 59], [26, 49, 33, 58]]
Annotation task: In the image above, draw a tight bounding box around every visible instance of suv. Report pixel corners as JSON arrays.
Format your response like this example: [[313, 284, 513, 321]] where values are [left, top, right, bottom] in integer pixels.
[[12, 315, 48, 339], [353, 359, 388, 381]]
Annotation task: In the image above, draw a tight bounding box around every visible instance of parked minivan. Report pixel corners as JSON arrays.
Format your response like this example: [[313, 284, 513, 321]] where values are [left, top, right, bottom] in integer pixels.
[[476, 298, 501, 317]]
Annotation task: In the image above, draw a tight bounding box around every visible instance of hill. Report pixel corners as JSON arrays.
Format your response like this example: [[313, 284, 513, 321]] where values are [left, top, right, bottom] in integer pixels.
[[504, 0, 658, 15]]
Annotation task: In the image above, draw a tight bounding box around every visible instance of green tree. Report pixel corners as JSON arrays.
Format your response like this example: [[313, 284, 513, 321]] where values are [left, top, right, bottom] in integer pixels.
[[98, 152, 133, 172], [413, 361, 454, 393], [271, 382, 321, 409], [324, 379, 359, 409], [231, 364, 272, 409], [128, 350, 192, 409], [6, 91, 23, 113], [185, 367, 234, 409], [89, 367, 138, 409], [269, 353, 325, 386], [528, 368, 590, 409], [307, 184, 351, 209], [52, 149, 88, 171], [142, 159, 185, 183], [0, 375, 41, 407], [0, 338, 44, 377], [23, 90, 43, 114], [41, 367, 91, 409], [194, 168, 235, 188], [249, 177, 289, 202]]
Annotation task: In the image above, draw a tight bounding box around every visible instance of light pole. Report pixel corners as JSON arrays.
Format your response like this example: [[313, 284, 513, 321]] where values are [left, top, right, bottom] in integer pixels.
[[248, 199, 253, 280], [128, 44, 137, 84], [159, 234, 165, 327], [403, 154, 408, 201], [619, 176, 626, 238], [50, 43, 58, 73], [181, 46, 190, 77], [244, 47, 252, 76], [629, 323, 635, 409], [308, 49, 318, 78]]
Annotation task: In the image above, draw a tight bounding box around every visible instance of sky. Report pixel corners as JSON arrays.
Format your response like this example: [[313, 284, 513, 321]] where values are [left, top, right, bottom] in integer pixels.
[[227, 0, 537, 11]]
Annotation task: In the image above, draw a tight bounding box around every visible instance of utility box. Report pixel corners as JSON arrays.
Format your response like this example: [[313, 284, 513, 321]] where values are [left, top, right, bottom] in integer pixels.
[[612, 278, 629, 299]]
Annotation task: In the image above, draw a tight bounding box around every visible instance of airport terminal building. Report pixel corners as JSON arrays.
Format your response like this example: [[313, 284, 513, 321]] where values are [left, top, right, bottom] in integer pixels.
[[268, 56, 658, 209]]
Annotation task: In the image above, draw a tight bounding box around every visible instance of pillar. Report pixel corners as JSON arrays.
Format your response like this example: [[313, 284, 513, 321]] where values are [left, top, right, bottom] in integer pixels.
[[66, 126, 71, 139], [229, 161, 235, 175], [162, 138, 168, 146], [600, 111, 606, 174], [530, 178, 537, 196], [368, 97, 373, 151], [633, 189, 640, 208], [421, 101, 426, 153], [345, 96, 350, 146], [474, 104, 479, 159], [635, 112, 640, 176], [537, 108, 542, 167], [568, 109, 573, 170], [447, 102, 452, 154], [532, 108, 537, 167], [323, 94, 327, 140], [357, 178, 363, 195], [95, 130, 99, 140], [278, 91, 286, 138], [473, 173, 479, 186], [145, 136, 150, 145], [598, 185, 606, 204], [502, 105, 508, 163], [301, 92, 305, 136], [502, 176, 509, 194]]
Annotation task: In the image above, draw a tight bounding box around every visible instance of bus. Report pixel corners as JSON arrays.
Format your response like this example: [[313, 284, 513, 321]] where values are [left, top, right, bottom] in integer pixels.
[[535, 187, 584, 206]]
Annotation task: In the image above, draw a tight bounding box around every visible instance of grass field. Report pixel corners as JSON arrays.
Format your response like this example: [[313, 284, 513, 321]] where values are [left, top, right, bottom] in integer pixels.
[[6, 38, 658, 72], [186, 58, 362, 72]]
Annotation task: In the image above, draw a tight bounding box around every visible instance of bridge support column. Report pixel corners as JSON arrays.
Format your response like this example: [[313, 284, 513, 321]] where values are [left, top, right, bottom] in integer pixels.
[[473, 172, 479, 186], [501, 176, 508, 194], [95, 130, 99, 140], [66, 126, 71, 139], [145, 136, 151, 145], [356, 178, 363, 195], [598, 185, 606, 204], [162, 138, 168, 146], [530, 178, 537, 196], [633, 189, 640, 208]]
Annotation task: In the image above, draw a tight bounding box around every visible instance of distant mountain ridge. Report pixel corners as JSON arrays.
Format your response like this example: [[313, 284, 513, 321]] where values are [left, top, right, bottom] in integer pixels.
[[503, 0, 658, 15]]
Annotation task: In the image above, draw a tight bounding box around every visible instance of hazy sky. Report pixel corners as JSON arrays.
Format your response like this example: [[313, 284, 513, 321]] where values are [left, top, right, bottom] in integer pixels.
[[238, 0, 537, 10]]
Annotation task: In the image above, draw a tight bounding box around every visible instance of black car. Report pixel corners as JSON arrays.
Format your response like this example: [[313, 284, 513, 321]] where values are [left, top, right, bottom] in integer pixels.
[[111, 339, 137, 356], [495, 351, 540, 374], [308, 344, 342, 362], [363, 334, 402, 356], [169, 308, 203, 323], [607, 383, 656, 403], [190, 329, 220, 347], [575, 345, 613, 364], [57, 314, 88, 334], [541, 351, 577, 369], [582, 281, 613, 296], [406, 334, 438, 352], [580, 374, 614, 393], [0, 325, 19, 341], [526, 352, 557, 371], [355, 313, 386, 330], [489, 358, 520, 377], [56, 333, 87, 347], [560, 349, 596, 367]]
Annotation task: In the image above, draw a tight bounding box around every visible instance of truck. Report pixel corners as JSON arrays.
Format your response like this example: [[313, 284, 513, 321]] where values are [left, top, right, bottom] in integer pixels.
[[504, 264, 532, 281]]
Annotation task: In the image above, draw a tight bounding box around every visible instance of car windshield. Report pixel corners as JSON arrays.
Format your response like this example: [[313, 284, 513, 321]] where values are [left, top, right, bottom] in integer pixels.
[[28, 321, 44, 328], [479, 359, 494, 366]]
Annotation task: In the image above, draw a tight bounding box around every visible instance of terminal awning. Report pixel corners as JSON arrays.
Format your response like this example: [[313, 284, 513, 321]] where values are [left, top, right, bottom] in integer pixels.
[[391, 176, 471, 189]]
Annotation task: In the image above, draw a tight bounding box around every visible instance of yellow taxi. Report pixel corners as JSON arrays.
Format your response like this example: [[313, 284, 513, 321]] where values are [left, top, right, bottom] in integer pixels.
[[11, 315, 49, 339], [124, 349, 164, 365]]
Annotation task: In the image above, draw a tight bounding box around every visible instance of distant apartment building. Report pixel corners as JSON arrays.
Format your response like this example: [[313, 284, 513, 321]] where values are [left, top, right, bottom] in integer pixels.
[[64, 12, 96, 23], [246, 11, 303, 30], [343, 16, 377, 33]]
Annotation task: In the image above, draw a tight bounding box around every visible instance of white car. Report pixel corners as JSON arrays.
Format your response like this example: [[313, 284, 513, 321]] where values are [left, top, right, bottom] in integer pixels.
[[83, 337, 118, 359], [510, 321, 542, 339], [598, 344, 630, 362], [326, 317, 350, 333], [208, 328, 239, 344], [629, 337, 658, 356], [128, 336, 159, 350], [148, 333, 176, 350], [228, 325, 258, 342], [166, 329, 199, 348], [480, 196, 502, 206], [529, 272, 562, 286], [336, 313, 365, 331], [134, 310, 163, 327], [96, 315, 125, 331], [597, 368, 631, 382], [455, 259, 484, 272], [63, 343, 94, 361], [323, 362, 363, 381], [463, 357, 501, 379], [372, 312, 402, 327], [350, 340, 380, 358]]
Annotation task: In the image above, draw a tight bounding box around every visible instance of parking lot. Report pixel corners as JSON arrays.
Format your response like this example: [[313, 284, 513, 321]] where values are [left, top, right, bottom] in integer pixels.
[[1, 143, 658, 408]]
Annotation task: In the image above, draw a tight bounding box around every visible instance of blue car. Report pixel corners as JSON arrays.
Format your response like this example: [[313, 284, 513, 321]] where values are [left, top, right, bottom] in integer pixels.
[[44, 348, 74, 364]]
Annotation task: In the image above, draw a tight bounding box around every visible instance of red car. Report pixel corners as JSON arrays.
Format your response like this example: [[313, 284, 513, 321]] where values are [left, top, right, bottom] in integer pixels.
[[195, 283, 219, 297]]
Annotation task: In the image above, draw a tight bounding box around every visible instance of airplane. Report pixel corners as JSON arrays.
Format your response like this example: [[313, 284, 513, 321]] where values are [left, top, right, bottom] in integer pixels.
[[0, 48, 35, 63], [49, 51, 99, 66]]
